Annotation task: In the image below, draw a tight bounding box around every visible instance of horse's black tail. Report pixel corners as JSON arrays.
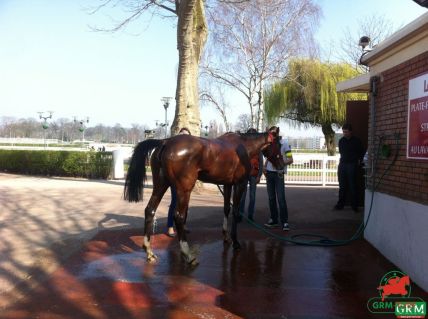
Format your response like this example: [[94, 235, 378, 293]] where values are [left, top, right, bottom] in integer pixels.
[[124, 139, 163, 202]]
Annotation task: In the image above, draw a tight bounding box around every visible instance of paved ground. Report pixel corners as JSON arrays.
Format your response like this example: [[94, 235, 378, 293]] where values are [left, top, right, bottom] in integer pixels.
[[0, 173, 426, 318], [0, 172, 223, 307]]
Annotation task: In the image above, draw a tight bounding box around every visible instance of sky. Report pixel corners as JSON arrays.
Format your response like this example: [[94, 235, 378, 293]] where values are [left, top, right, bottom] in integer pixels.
[[0, 0, 427, 137]]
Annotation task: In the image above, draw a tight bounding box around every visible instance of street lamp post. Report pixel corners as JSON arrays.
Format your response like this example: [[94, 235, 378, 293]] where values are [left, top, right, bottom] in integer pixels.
[[161, 97, 172, 138], [200, 123, 210, 137], [74, 116, 89, 143], [38, 111, 53, 148]]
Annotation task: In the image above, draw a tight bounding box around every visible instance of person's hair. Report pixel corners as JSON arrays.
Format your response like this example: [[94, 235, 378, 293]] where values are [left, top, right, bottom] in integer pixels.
[[342, 123, 353, 131], [246, 128, 257, 133], [179, 127, 191, 135]]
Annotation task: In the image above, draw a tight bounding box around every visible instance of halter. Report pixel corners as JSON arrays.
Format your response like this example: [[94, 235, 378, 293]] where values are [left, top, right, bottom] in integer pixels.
[[268, 131, 275, 143]]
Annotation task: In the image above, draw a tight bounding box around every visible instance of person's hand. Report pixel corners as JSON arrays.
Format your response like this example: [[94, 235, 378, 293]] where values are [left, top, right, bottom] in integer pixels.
[[256, 176, 261, 184]]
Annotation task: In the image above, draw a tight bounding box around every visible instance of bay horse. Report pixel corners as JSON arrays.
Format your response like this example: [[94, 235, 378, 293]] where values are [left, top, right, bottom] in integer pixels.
[[124, 131, 275, 265]]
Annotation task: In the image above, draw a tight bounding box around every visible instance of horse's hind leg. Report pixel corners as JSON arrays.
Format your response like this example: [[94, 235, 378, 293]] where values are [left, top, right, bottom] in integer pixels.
[[143, 182, 168, 262], [222, 184, 232, 244], [174, 188, 198, 266]]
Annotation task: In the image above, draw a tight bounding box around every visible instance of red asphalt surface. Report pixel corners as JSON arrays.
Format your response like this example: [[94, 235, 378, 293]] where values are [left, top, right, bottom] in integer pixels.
[[2, 219, 427, 319], [1, 173, 427, 318]]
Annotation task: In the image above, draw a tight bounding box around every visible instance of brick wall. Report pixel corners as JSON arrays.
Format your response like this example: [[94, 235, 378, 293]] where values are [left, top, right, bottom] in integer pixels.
[[369, 51, 428, 205]]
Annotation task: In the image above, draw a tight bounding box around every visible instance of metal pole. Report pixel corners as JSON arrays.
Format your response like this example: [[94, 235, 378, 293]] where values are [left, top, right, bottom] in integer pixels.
[[161, 97, 172, 138], [165, 107, 168, 138]]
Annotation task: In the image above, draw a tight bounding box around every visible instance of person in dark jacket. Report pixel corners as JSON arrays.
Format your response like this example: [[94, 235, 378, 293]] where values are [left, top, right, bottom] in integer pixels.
[[334, 123, 365, 212]]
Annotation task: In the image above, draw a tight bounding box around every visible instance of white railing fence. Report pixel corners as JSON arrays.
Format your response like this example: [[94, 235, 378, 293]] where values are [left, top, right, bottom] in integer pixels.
[[260, 154, 340, 186], [120, 152, 339, 186]]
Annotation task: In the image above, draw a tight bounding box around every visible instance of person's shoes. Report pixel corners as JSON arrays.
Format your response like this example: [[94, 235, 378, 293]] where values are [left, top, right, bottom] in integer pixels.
[[334, 204, 344, 210], [264, 219, 279, 228], [167, 232, 176, 238], [282, 223, 290, 231]]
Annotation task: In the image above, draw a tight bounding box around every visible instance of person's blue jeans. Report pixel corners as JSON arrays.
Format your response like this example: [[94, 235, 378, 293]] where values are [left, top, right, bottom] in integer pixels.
[[239, 176, 258, 219], [265, 171, 288, 224], [167, 186, 177, 228]]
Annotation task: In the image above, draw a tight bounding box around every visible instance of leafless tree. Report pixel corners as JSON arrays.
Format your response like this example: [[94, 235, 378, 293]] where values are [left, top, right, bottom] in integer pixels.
[[234, 113, 252, 132], [202, 0, 320, 130], [208, 119, 224, 137], [88, 0, 209, 136], [338, 14, 396, 71], [200, 81, 232, 132]]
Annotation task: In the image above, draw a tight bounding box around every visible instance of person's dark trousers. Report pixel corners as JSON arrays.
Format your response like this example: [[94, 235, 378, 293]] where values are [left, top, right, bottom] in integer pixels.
[[167, 186, 177, 228], [337, 162, 358, 209], [266, 171, 289, 224], [239, 176, 257, 219]]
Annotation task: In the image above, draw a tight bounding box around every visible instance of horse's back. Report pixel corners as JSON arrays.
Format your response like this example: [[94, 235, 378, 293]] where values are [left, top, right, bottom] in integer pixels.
[[161, 134, 248, 184]]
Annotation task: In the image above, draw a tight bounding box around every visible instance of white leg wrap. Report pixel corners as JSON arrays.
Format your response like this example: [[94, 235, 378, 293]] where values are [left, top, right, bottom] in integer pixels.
[[180, 240, 190, 257], [143, 235, 150, 249], [223, 216, 228, 232]]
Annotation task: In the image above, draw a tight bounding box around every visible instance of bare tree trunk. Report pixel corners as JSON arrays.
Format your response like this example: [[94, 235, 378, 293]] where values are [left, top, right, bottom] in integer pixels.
[[322, 123, 336, 156], [256, 79, 265, 131], [171, 0, 207, 137]]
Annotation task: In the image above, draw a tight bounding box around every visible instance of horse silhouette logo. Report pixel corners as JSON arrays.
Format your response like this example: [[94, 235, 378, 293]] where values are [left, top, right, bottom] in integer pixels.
[[377, 271, 411, 301], [367, 271, 426, 316]]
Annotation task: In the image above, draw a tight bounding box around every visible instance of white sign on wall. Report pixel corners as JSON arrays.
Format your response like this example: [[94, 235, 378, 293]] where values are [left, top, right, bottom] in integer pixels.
[[407, 72, 428, 160]]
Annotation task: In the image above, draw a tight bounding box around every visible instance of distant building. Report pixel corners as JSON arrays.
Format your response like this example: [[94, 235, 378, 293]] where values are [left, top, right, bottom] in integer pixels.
[[285, 136, 324, 150]]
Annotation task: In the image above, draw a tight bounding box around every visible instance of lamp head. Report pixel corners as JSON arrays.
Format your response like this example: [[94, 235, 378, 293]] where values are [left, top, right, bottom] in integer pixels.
[[359, 36, 371, 50]]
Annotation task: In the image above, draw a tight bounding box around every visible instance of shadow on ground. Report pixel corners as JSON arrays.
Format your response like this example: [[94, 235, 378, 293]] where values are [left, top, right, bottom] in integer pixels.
[[0, 174, 427, 318]]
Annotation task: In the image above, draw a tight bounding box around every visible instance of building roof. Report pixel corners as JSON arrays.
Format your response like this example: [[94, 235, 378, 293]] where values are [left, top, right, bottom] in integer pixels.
[[337, 11, 428, 93], [360, 11, 428, 66]]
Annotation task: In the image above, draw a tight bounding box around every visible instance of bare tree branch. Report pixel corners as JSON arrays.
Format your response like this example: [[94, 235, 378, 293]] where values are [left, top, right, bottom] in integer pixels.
[[202, 0, 321, 130]]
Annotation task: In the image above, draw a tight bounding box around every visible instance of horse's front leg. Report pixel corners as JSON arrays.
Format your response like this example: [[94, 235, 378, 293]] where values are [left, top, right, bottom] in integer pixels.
[[222, 184, 232, 244], [175, 188, 198, 266], [231, 182, 246, 250]]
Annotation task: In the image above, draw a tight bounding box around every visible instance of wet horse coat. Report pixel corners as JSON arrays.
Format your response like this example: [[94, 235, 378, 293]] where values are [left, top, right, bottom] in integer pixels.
[[124, 132, 274, 264]]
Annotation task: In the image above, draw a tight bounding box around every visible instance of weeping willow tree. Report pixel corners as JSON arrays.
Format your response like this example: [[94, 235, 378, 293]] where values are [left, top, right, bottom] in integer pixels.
[[265, 59, 365, 155]]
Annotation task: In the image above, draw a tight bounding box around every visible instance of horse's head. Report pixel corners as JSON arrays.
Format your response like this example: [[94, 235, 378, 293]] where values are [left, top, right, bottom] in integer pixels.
[[401, 276, 410, 286], [262, 126, 286, 170], [265, 125, 280, 147]]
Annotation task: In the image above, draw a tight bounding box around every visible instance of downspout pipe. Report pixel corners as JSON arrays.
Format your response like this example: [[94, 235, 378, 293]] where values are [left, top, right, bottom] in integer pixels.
[[369, 75, 379, 187]]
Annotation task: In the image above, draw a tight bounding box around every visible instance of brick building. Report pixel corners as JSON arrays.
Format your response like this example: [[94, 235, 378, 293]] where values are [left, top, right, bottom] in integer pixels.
[[337, 12, 428, 291]]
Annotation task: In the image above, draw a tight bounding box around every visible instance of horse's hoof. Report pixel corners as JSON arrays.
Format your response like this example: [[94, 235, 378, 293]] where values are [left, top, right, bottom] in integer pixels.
[[147, 254, 158, 263], [233, 242, 241, 250], [189, 258, 199, 267]]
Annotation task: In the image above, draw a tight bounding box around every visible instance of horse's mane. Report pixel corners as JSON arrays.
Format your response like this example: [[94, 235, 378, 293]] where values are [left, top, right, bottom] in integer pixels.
[[238, 132, 267, 140]]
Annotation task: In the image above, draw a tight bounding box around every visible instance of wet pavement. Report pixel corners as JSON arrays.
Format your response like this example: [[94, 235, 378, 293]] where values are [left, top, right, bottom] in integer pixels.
[[2, 220, 428, 318], [1, 173, 427, 318]]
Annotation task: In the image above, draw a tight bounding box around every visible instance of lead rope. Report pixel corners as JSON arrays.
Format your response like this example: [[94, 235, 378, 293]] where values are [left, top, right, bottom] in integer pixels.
[[216, 183, 361, 247], [216, 134, 398, 246]]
